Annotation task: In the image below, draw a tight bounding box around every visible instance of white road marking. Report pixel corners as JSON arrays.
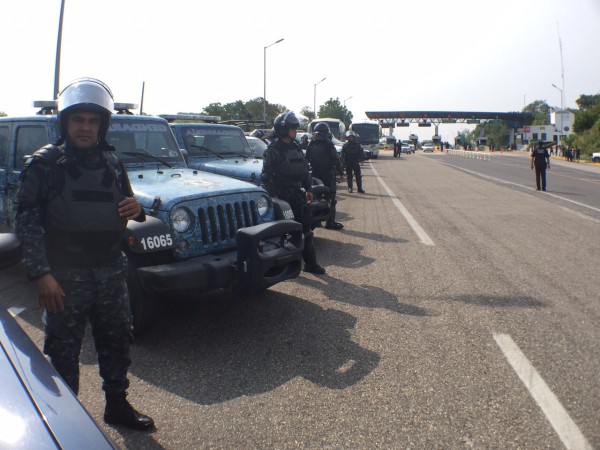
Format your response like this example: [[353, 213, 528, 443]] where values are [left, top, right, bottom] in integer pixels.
[[369, 163, 435, 246], [493, 333, 593, 450], [443, 162, 600, 215], [8, 306, 25, 317]]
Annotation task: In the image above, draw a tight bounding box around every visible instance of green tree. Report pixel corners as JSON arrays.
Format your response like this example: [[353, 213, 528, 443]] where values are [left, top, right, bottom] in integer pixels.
[[573, 94, 600, 133], [467, 121, 510, 148], [0, 111, 6, 117], [575, 93, 600, 111], [202, 99, 285, 124], [202, 102, 226, 118], [317, 98, 353, 128], [523, 100, 551, 125], [300, 106, 315, 122]]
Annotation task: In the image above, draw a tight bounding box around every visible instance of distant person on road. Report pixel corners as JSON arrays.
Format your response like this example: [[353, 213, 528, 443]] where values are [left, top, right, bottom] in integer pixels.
[[341, 131, 366, 193], [531, 142, 551, 191], [305, 122, 344, 230]]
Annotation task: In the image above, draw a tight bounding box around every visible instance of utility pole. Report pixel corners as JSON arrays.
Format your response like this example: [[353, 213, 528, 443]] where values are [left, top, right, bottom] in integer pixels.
[[53, 0, 66, 99]]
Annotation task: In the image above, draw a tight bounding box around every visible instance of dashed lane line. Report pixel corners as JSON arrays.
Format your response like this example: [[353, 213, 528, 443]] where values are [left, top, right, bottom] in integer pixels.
[[369, 163, 435, 246], [493, 333, 593, 450]]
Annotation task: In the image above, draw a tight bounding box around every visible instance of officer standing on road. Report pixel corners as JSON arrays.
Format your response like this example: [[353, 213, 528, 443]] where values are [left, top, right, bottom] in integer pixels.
[[261, 111, 326, 274], [299, 133, 310, 151], [531, 141, 551, 191], [393, 138, 401, 158], [305, 123, 344, 230], [341, 131, 366, 193], [15, 78, 155, 431]]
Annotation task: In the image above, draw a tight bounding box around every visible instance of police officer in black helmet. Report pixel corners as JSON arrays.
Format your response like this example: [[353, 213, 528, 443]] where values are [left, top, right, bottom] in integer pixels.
[[261, 111, 326, 274], [15, 78, 154, 431], [306, 122, 344, 230]]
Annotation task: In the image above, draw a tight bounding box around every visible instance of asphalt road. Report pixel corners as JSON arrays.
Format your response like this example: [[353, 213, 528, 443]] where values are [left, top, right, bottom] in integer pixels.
[[2, 149, 598, 449]]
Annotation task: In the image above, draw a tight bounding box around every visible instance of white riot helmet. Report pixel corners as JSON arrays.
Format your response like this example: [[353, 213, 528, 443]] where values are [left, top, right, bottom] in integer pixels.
[[346, 130, 357, 139], [56, 78, 114, 145]]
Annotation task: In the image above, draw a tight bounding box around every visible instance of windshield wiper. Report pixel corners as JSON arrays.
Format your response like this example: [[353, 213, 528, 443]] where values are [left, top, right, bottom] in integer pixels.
[[223, 151, 255, 159], [122, 151, 173, 168], [189, 144, 223, 159]]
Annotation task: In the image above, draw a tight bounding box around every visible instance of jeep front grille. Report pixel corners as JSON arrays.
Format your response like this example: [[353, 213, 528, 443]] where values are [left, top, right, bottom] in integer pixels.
[[198, 200, 258, 245]]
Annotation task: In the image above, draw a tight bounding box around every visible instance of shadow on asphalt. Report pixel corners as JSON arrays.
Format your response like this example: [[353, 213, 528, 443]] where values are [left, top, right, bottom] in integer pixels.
[[443, 294, 546, 308], [124, 292, 380, 405], [294, 275, 430, 317]]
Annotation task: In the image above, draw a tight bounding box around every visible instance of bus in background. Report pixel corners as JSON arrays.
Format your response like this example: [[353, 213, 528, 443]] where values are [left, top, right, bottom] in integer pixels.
[[349, 120, 382, 159], [308, 118, 346, 141]]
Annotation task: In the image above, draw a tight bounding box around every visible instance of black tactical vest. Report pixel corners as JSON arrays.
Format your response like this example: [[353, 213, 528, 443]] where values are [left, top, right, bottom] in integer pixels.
[[272, 146, 308, 185], [343, 141, 362, 162], [44, 164, 127, 233]]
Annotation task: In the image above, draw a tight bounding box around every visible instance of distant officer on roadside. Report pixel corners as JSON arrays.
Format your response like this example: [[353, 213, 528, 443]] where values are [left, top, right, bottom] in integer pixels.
[[305, 122, 344, 230], [341, 131, 366, 193], [15, 78, 154, 431], [531, 141, 551, 191]]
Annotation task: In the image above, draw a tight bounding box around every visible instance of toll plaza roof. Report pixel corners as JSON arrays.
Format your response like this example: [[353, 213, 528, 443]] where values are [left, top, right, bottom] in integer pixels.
[[365, 111, 532, 127]]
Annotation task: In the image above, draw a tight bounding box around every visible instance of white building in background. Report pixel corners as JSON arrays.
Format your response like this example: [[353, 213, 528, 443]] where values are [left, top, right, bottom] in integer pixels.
[[515, 109, 575, 149], [551, 108, 575, 144]]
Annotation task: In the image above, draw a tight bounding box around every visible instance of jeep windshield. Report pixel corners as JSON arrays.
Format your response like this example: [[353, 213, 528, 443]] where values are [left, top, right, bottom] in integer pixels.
[[179, 125, 254, 159], [108, 117, 186, 166]]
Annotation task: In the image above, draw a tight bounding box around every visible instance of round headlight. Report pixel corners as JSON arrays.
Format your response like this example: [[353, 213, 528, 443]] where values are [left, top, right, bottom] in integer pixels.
[[257, 195, 270, 217], [172, 207, 192, 233]]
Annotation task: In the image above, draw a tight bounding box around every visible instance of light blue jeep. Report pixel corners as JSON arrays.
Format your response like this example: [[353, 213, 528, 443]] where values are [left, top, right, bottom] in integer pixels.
[[0, 105, 303, 333], [169, 121, 332, 228]]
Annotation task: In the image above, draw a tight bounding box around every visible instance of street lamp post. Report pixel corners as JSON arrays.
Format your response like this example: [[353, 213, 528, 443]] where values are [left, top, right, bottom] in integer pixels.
[[263, 38, 284, 124], [343, 96, 353, 107], [53, 0, 66, 99], [313, 77, 326, 119], [552, 83, 564, 149]]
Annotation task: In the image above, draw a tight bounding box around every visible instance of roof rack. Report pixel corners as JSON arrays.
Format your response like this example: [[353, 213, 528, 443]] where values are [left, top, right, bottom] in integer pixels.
[[159, 113, 221, 123], [32, 100, 137, 115]]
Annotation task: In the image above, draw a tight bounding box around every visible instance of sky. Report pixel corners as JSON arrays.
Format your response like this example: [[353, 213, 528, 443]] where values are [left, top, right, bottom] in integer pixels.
[[2, 0, 600, 141]]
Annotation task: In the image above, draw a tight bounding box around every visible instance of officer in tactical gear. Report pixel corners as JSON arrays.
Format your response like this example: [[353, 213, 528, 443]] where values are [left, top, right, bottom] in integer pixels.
[[15, 78, 154, 431], [299, 133, 310, 151], [305, 123, 344, 230], [341, 130, 366, 193], [530, 141, 551, 191], [261, 111, 326, 274]]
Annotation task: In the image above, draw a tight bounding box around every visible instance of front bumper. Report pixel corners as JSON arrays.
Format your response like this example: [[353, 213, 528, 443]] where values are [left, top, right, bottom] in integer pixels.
[[136, 220, 303, 295]]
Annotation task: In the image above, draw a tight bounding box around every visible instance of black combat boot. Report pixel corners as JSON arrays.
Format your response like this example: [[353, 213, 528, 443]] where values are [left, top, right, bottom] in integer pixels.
[[104, 392, 155, 431], [302, 232, 326, 275], [357, 178, 365, 194]]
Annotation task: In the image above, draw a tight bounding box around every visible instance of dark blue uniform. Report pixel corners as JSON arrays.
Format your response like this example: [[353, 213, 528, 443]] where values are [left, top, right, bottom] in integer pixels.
[[16, 142, 141, 396], [531, 146, 550, 191]]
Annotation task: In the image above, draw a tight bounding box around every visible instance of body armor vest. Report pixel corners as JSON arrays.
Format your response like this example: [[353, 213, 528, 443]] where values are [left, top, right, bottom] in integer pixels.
[[273, 147, 308, 185], [307, 140, 335, 178], [45, 164, 126, 233], [343, 142, 362, 162]]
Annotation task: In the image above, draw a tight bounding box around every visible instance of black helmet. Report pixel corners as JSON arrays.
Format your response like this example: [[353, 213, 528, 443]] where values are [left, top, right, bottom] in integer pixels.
[[56, 77, 114, 146], [313, 122, 330, 139], [273, 111, 300, 138], [251, 129, 266, 139]]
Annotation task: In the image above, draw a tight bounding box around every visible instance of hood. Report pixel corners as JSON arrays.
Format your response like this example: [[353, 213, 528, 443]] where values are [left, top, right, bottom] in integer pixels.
[[188, 158, 263, 185], [129, 167, 265, 210]]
